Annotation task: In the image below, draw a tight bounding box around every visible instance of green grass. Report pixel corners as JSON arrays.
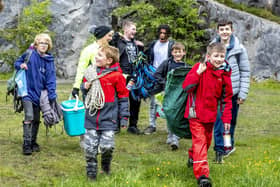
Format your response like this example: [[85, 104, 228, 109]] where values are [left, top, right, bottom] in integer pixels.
[[216, 0, 280, 24], [0, 81, 280, 186]]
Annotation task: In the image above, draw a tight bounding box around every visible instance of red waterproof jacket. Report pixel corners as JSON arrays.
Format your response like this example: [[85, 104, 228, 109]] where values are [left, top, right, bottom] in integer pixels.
[[83, 63, 129, 130], [182, 62, 233, 124]]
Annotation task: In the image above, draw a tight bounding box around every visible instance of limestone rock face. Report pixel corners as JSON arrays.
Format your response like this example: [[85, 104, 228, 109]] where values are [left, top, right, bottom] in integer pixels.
[[232, 0, 280, 16], [199, 0, 280, 81], [0, 0, 118, 78]]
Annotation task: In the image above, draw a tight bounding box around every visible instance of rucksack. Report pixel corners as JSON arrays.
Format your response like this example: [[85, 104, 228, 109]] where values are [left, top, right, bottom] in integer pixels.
[[6, 49, 32, 113]]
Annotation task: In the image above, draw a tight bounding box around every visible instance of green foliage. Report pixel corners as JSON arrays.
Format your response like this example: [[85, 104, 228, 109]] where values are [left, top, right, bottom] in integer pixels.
[[0, 0, 52, 66], [216, 0, 280, 24], [113, 0, 205, 61]]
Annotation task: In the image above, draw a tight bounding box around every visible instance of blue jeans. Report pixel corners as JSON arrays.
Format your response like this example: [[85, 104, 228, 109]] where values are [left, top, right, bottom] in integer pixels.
[[214, 94, 239, 153]]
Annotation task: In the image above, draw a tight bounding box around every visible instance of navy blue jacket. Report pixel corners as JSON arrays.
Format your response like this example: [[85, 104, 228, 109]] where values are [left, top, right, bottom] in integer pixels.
[[14, 49, 56, 106]]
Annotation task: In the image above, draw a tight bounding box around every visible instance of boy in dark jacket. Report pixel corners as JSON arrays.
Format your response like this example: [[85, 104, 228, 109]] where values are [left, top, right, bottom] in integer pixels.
[[15, 33, 56, 155], [182, 43, 233, 187], [152, 42, 187, 150], [82, 45, 129, 181]]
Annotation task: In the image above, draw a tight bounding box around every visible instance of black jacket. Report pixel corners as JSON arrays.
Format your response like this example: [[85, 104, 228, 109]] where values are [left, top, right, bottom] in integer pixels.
[[149, 57, 187, 95], [110, 32, 144, 75], [145, 39, 175, 65]]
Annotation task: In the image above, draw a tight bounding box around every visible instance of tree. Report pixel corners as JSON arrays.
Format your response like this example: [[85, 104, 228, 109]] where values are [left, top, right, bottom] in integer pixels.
[[0, 0, 52, 66], [112, 0, 205, 62]]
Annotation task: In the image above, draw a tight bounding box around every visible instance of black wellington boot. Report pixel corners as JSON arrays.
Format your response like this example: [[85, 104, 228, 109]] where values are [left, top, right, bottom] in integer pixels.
[[31, 122, 40, 152], [22, 123, 32, 155]]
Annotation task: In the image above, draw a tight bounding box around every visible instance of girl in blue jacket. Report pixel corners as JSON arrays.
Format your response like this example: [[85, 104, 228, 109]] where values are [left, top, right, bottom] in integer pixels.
[[14, 33, 56, 155]]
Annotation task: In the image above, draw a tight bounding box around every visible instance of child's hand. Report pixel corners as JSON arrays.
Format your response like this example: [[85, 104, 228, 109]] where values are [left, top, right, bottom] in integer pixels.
[[224, 123, 230, 131], [196, 63, 206, 75], [84, 82, 91, 90], [20, 63, 28, 70]]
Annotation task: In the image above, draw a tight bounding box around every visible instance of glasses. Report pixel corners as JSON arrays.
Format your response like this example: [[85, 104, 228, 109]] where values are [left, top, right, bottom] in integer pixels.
[[38, 42, 49, 46], [160, 32, 167, 34]]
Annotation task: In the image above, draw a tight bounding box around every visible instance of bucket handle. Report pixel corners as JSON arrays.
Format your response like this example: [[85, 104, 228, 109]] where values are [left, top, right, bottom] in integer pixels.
[[68, 94, 79, 111]]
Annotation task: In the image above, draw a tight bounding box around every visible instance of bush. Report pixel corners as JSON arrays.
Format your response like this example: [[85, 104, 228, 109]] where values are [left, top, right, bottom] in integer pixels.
[[0, 0, 52, 67], [112, 0, 205, 62]]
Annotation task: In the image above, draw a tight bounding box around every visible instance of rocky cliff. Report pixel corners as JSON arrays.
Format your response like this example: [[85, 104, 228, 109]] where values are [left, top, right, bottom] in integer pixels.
[[1, 0, 280, 81], [232, 0, 280, 16], [199, 0, 280, 81], [0, 0, 118, 78]]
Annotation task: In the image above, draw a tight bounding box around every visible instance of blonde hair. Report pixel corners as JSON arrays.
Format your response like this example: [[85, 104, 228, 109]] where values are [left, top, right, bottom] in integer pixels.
[[101, 45, 119, 65], [34, 33, 53, 51], [207, 42, 226, 55], [122, 20, 136, 30]]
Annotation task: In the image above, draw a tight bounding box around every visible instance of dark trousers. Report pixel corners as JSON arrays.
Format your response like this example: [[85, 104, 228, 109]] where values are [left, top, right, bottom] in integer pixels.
[[129, 92, 141, 127], [214, 94, 239, 153]]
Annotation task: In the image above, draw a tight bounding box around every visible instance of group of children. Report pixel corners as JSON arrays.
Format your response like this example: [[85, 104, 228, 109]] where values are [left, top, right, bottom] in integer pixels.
[[15, 19, 250, 187]]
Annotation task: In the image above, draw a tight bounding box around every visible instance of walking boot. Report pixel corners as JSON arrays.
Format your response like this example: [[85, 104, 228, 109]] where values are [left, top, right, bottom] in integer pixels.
[[31, 122, 40, 152], [22, 123, 32, 155], [101, 148, 113, 175]]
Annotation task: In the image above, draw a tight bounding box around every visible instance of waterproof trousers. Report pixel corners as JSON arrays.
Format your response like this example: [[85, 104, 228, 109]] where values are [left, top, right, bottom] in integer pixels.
[[83, 129, 115, 177], [188, 119, 214, 179]]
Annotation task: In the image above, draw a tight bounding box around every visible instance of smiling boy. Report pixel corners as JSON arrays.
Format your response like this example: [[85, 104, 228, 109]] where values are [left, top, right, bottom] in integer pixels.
[[182, 42, 233, 187], [151, 42, 187, 150], [212, 19, 250, 162], [82, 45, 129, 181]]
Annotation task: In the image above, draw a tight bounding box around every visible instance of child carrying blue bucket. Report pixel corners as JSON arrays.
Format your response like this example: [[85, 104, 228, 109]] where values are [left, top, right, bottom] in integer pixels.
[[81, 45, 129, 181]]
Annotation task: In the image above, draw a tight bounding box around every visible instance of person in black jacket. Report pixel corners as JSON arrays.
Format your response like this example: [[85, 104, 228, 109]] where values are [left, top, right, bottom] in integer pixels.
[[150, 42, 187, 150], [110, 20, 144, 135], [143, 24, 175, 135]]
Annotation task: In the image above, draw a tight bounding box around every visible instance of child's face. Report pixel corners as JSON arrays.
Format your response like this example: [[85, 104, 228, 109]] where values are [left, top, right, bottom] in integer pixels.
[[37, 38, 49, 54], [217, 24, 233, 41], [95, 50, 112, 68], [124, 24, 136, 40], [171, 49, 186, 62], [207, 51, 225, 69]]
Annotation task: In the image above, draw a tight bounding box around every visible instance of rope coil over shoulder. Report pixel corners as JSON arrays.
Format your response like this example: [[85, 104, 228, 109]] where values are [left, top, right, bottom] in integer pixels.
[[84, 65, 112, 116]]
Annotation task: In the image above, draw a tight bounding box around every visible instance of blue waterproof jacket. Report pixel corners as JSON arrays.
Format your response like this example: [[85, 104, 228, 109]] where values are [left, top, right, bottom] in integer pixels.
[[14, 49, 56, 106]]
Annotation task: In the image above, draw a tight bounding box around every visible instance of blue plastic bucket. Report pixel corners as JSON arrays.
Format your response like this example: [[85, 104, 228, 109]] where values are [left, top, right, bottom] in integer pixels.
[[60, 97, 86, 136]]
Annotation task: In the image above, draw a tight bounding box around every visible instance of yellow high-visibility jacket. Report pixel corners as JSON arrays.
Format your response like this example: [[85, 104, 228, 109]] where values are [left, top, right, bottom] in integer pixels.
[[73, 42, 99, 89]]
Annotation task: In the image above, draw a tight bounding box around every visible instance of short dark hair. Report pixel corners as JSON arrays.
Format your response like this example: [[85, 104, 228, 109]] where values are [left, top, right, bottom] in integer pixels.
[[217, 19, 233, 29], [157, 24, 171, 37], [207, 42, 226, 55]]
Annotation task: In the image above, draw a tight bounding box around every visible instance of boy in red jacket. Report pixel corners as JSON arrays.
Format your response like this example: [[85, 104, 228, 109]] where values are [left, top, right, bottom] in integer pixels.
[[82, 45, 129, 181], [182, 42, 233, 187]]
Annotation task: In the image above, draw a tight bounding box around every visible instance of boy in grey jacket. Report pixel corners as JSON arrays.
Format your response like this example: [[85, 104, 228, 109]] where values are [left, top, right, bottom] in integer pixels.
[[212, 19, 250, 163]]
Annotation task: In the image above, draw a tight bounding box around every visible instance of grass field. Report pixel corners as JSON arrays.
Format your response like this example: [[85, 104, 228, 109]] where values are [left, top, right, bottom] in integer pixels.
[[0, 81, 280, 187]]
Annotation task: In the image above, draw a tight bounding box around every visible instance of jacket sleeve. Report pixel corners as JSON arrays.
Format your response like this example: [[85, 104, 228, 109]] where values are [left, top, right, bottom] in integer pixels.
[[115, 73, 130, 120], [14, 52, 28, 70], [109, 32, 120, 48], [45, 59, 57, 100], [73, 45, 96, 89], [238, 45, 250, 100], [220, 72, 233, 124], [182, 63, 201, 93]]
